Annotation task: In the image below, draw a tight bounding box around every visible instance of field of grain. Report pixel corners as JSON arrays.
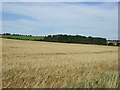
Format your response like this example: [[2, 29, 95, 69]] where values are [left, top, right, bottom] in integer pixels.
[[2, 38, 119, 88]]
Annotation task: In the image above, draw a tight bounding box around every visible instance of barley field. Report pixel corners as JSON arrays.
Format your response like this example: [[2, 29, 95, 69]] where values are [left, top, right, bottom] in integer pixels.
[[2, 38, 119, 88]]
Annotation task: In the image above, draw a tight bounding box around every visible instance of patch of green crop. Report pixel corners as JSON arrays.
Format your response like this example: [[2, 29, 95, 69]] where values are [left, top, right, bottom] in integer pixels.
[[64, 73, 119, 88], [1, 35, 44, 41]]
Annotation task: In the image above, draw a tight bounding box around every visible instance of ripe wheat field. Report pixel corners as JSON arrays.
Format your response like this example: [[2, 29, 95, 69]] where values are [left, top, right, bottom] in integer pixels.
[[2, 38, 119, 88]]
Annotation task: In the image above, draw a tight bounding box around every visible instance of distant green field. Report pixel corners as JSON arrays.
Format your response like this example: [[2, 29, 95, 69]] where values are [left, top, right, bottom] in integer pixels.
[[0, 35, 44, 41]]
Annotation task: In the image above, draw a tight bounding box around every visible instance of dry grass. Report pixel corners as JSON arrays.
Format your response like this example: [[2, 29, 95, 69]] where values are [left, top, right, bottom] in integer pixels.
[[2, 38, 118, 88]]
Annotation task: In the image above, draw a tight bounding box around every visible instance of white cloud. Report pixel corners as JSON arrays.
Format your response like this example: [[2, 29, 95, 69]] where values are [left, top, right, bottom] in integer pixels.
[[2, 0, 120, 2], [2, 2, 118, 39]]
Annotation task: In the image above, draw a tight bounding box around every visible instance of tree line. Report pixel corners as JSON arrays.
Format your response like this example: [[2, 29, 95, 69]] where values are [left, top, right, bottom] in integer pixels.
[[2, 33, 32, 37], [1, 33, 120, 46], [44, 34, 107, 45]]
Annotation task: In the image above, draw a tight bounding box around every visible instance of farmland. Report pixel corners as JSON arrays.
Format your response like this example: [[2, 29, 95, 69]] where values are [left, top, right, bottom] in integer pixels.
[[0, 35, 44, 41], [2, 38, 119, 88]]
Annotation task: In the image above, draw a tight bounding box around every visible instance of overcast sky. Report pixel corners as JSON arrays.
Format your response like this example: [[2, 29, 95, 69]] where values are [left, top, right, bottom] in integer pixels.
[[2, 2, 118, 40]]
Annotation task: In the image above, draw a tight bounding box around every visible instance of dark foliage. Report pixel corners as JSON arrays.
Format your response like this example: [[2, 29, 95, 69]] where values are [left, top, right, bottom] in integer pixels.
[[2, 33, 114, 46], [44, 34, 107, 45], [107, 43, 114, 46], [2, 33, 11, 35]]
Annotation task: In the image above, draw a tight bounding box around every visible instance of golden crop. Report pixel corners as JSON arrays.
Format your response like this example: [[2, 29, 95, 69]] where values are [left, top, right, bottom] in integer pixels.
[[2, 39, 118, 88]]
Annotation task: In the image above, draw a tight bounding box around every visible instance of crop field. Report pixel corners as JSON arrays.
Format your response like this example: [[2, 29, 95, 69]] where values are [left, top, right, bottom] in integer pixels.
[[0, 35, 44, 41], [2, 38, 119, 88]]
